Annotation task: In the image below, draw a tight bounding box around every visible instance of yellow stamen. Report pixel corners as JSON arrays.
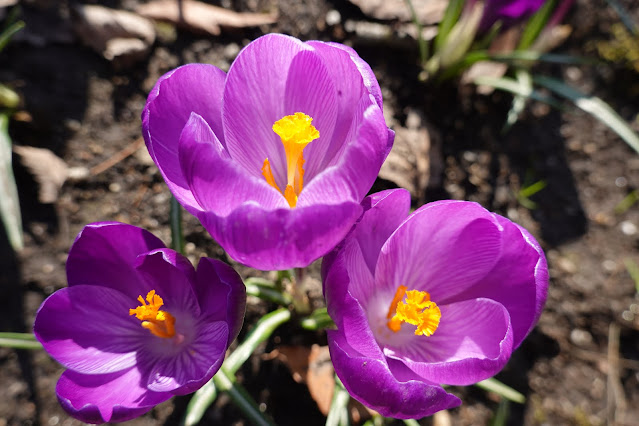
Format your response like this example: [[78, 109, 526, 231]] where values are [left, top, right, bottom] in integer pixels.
[[129, 290, 176, 338], [262, 112, 319, 208], [386, 286, 441, 336]]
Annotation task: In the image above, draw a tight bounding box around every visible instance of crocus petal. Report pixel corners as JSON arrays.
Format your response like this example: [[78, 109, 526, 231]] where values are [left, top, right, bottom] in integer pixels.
[[197, 201, 362, 270], [302, 41, 365, 178], [385, 298, 513, 385], [194, 258, 247, 345], [34, 286, 144, 375], [375, 201, 503, 303], [65, 222, 165, 299], [142, 64, 227, 212], [223, 34, 310, 176], [56, 367, 170, 424], [134, 249, 201, 317], [144, 321, 228, 394], [298, 95, 391, 206], [462, 216, 548, 348], [328, 330, 461, 419], [179, 112, 287, 214]]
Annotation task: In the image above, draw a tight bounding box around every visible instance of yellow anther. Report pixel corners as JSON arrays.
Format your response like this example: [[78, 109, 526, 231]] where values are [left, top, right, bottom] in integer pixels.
[[129, 290, 176, 339], [386, 286, 441, 336], [261, 112, 319, 208]]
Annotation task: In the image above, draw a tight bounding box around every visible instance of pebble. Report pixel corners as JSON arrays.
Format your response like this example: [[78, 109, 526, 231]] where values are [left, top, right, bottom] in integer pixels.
[[109, 182, 122, 193], [615, 177, 628, 187], [570, 329, 593, 347], [325, 9, 341, 26], [557, 257, 577, 274], [602, 259, 617, 272], [620, 220, 637, 236]]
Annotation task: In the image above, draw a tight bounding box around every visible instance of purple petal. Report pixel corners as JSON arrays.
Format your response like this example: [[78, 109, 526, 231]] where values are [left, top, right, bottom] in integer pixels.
[[302, 42, 365, 179], [65, 222, 165, 300], [144, 321, 228, 394], [34, 286, 144, 374], [385, 298, 514, 385], [282, 49, 338, 186], [178, 112, 287, 214], [134, 248, 200, 317], [223, 34, 309, 176], [194, 258, 247, 345], [56, 367, 170, 423], [328, 330, 461, 419], [375, 201, 503, 303], [463, 216, 548, 348], [197, 200, 362, 270], [298, 96, 391, 206], [142, 64, 227, 212]]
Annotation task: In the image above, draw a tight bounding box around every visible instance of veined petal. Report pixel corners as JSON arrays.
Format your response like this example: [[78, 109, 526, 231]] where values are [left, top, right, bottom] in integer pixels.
[[142, 64, 226, 212], [34, 286, 144, 375], [134, 249, 200, 317], [179, 112, 288, 214], [66, 222, 164, 299], [223, 34, 311, 177], [463, 216, 548, 348], [197, 201, 362, 270], [384, 298, 513, 385], [298, 95, 391, 207], [56, 367, 170, 424], [144, 321, 228, 394], [328, 330, 461, 419], [194, 258, 246, 346], [375, 201, 503, 303]]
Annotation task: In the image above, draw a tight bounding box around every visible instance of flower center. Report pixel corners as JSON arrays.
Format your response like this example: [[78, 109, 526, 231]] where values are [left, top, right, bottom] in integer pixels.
[[262, 112, 319, 208], [386, 285, 441, 336], [129, 290, 176, 338]]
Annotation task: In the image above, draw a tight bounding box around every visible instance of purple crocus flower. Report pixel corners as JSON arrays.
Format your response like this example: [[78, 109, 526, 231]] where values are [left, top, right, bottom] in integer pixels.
[[480, 0, 547, 30], [142, 33, 393, 271], [33, 222, 246, 423], [323, 189, 548, 418]]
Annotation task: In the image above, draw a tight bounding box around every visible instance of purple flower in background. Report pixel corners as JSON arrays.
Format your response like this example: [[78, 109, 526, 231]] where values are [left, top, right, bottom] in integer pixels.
[[480, 0, 547, 30], [142, 33, 393, 271], [34, 222, 246, 423], [323, 189, 548, 418]]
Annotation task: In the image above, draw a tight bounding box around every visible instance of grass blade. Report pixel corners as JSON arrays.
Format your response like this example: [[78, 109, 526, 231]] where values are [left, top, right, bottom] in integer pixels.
[[475, 378, 526, 404], [0, 113, 23, 251]]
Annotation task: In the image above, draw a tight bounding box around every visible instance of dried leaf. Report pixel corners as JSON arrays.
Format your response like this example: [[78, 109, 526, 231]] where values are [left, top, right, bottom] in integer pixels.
[[379, 109, 435, 203], [348, 0, 447, 25], [137, 0, 277, 36], [71, 5, 155, 64], [13, 146, 89, 204]]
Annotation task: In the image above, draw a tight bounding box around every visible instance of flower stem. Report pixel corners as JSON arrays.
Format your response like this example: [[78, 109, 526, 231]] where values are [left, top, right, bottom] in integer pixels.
[[0, 332, 42, 350], [170, 196, 185, 255], [403, 0, 428, 66], [326, 375, 350, 426], [225, 308, 291, 375], [183, 380, 217, 426], [213, 368, 276, 426]]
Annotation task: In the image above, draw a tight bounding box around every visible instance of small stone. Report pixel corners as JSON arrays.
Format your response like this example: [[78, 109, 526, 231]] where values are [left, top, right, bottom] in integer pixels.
[[615, 177, 628, 187], [325, 9, 341, 26], [602, 259, 617, 272], [557, 257, 577, 274], [620, 220, 637, 236], [570, 329, 593, 347], [109, 182, 122, 193]]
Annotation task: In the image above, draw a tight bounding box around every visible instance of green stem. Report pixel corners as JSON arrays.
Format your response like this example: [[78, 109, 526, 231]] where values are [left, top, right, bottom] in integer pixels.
[[403, 0, 428, 66], [245, 282, 292, 306], [170, 196, 185, 254], [475, 378, 525, 404], [225, 308, 291, 375], [0, 332, 42, 350], [213, 368, 276, 426], [183, 380, 217, 426], [326, 376, 350, 426]]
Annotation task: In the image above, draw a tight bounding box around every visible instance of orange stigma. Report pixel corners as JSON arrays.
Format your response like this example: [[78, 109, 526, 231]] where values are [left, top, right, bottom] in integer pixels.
[[129, 290, 176, 338], [262, 112, 319, 208], [386, 285, 441, 336]]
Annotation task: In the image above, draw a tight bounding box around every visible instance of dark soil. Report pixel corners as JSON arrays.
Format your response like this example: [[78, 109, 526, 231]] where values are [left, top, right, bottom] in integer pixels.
[[1, 0, 639, 425]]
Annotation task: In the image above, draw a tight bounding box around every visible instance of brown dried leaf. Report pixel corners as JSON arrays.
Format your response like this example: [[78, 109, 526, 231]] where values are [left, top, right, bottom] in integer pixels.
[[137, 0, 277, 36], [379, 109, 435, 203], [13, 146, 69, 204], [71, 5, 155, 64], [348, 0, 447, 25]]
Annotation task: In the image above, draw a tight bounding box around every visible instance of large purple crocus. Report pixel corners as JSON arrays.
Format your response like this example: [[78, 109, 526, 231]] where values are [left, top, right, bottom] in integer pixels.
[[323, 189, 548, 418], [142, 33, 393, 271], [34, 222, 246, 423]]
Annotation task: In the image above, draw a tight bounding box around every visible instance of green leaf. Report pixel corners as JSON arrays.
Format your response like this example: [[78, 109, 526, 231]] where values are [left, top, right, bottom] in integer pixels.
[[300, 307, 335, 331], [489, 400, 511, 426], [534, 75, 639, 155], [326, 376, 350, 426], [518, 0, 557, 50], [504, 69, 533, 131], [225, 308, 291, 375], [435, 0, 465, 52], [475, 378, 526, 404], [170, 196, 184, 254], [0, 20, 25, 53], [212, 368, 276, 426], [472, 76, 562, 108], [245, 281, 292, 306], [0, 332, 42, 350], [614, 189, 639, 214], [183, 380, 217, 426], [0, 113, 23, 251], [623, 258, 639, 293]]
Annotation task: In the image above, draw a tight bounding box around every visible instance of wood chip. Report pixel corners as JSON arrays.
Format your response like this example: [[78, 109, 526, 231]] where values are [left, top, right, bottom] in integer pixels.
[[136, 0, 277, 36], [348, 0, 447, 25]]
